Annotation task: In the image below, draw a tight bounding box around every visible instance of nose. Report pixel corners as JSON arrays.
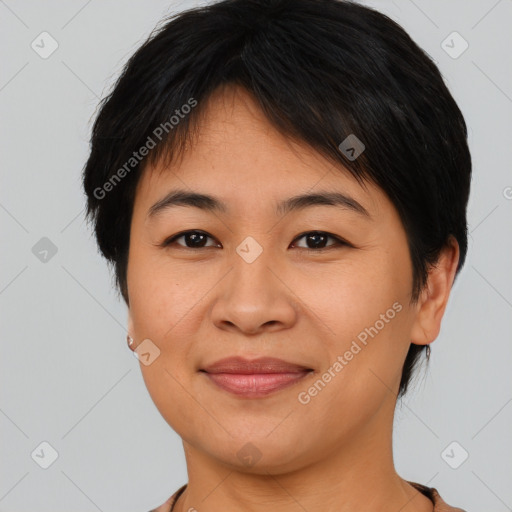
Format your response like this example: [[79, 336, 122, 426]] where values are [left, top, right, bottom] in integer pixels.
[[210, 247, 298, 335]]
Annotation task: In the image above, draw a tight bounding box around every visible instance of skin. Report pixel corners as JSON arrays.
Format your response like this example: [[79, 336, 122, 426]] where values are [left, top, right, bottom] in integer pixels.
[[126, 84, 459, 512]]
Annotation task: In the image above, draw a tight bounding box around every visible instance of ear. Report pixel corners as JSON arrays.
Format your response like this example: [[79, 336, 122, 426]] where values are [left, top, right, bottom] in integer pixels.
[[127, 308, 133, 336], [127, 309, 134, 339], [410, 236, 460, 346]]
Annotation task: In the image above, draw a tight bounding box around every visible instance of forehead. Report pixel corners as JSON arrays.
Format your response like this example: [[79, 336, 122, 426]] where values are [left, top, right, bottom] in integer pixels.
[[135, 84, 384, 218]]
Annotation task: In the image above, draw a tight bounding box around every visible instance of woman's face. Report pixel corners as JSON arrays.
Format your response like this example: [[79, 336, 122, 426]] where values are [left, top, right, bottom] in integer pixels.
[[126, 85, 428, 473]]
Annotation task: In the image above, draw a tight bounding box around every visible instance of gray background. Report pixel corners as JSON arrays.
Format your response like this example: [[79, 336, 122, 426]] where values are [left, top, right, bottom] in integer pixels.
[[1, 1, 511, 511]]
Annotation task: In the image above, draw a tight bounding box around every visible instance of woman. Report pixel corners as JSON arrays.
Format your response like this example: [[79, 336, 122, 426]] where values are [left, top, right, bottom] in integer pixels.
[[82, 1, 471, 510]]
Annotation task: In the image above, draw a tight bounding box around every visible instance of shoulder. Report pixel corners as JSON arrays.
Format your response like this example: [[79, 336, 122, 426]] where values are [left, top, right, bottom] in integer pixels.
[[148, 484, 188, 512], [408, 481, 467, 512]]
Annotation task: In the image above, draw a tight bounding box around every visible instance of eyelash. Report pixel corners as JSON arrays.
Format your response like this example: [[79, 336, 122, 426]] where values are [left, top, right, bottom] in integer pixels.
[[160, 230, 351, 252]]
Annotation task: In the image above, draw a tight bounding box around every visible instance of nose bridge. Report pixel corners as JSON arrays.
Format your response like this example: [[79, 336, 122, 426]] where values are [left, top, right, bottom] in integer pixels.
[[211, 235, 297, 333], [230, 235, 277, 300]]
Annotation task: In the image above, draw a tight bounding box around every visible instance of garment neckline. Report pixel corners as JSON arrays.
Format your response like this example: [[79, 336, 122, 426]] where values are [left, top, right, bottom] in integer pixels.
[[167, 481, 437, 511]]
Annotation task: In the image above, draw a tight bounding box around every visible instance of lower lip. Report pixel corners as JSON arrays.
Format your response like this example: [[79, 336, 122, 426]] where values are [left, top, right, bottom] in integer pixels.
[[203, 371, 311, 398]]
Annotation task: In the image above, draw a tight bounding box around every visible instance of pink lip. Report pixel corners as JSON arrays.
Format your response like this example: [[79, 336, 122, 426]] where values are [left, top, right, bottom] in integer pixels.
[[200, 357, 313, 398]]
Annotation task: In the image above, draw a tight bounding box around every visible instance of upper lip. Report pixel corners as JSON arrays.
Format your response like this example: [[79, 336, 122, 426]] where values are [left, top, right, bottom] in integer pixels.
[[201, 356, 312, 374]]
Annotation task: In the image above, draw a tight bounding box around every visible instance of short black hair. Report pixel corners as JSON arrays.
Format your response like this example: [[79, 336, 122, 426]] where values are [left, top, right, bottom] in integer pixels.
[[82, 0, 472, 397]]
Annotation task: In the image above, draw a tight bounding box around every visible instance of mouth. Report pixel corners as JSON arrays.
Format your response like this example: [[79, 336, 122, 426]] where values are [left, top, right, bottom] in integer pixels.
[[199, 356, 314, 398]]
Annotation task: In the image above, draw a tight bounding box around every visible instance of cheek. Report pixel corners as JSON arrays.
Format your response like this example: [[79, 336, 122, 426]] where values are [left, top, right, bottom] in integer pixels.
[[300, 255, 412, 393], [303, 256, 404, 337], [127, 247, 208, 339], [127, 260, 205, 436]]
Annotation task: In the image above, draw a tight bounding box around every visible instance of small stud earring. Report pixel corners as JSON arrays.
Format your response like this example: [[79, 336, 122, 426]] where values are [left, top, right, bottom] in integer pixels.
[[127, 335, 134, 348]]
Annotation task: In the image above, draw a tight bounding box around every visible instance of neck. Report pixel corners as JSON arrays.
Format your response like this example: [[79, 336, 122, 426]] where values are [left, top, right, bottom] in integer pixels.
[[173, 400, 433, 512]]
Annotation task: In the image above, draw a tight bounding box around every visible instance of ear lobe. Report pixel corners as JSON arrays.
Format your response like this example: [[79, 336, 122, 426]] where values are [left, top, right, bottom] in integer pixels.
[[410, 236, 460, 346]]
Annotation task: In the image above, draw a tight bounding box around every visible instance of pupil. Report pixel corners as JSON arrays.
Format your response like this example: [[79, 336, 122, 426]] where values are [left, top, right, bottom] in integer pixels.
[[188, 233, 205, 247], [308, 233, 326, 248]]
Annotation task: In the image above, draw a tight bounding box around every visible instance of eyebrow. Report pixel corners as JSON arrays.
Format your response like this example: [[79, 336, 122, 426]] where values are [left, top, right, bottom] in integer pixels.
[[147, 188, 371, 219]]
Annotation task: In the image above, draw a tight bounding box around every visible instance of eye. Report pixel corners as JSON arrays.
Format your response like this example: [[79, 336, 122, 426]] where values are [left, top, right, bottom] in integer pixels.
[[291, 231, 348, 251], [160, 230, 350, 251], [161, 230, 220, 249]]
